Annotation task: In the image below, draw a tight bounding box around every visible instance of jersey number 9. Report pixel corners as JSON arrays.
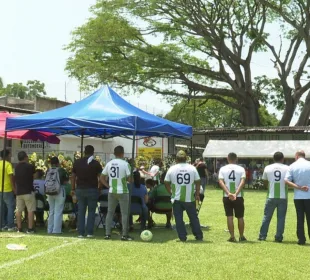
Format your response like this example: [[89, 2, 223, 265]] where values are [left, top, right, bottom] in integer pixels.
[[274, 170, 281, 181]]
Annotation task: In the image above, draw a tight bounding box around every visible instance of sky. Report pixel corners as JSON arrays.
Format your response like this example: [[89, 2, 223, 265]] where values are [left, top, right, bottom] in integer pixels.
[[0, 0, 303, 123], [0, 0, 171, 115]]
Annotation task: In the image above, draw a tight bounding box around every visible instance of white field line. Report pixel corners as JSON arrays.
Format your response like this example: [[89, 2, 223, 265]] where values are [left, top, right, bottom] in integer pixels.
[[0, 239, 82, 270]]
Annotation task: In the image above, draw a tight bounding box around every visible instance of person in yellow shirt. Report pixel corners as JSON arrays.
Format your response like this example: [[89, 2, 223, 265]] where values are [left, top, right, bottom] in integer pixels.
[[0, 149, 15, 231]]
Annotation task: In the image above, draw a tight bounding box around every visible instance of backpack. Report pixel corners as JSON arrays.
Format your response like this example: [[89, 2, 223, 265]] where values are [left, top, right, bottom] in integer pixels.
[[44, 167, 61, 195]]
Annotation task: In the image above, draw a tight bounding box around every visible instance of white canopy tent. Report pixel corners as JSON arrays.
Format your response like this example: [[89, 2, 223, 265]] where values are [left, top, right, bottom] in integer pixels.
[[203, 140, 310, 158]]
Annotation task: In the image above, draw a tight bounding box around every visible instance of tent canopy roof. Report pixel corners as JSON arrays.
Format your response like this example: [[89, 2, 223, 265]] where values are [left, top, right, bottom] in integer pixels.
[[203, 140, 310, 158], [5, 86, 192, 138], [0, 112, 60, 144]]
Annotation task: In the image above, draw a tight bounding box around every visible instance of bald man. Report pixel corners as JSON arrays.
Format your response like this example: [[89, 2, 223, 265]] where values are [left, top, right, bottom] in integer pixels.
[[284, 150, 310, 245]]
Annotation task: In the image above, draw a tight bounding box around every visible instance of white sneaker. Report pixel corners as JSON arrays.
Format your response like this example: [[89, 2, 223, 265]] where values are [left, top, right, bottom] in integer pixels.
[[87, 235, 94, 238], [8, 227, 17, 232], [78, 235, 84, 238]]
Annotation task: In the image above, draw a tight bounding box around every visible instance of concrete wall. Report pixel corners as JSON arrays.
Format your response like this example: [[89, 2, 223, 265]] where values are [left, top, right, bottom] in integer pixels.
[[34, 96, 70, 111]]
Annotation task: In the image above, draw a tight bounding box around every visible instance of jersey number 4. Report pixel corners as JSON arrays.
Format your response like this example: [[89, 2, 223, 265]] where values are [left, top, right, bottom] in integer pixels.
[[229, 170, 236, 181], [177, 173, 190, 184]]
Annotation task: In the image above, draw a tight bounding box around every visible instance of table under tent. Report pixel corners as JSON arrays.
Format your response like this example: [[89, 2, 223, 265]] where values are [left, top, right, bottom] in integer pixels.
[[1, 85, 192, 230]]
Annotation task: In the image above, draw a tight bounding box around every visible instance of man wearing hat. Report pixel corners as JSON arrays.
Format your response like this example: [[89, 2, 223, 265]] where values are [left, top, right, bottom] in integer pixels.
[[164, 150, 203, 242]]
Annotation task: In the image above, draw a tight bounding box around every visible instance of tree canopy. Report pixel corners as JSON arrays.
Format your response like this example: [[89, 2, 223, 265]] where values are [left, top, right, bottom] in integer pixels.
[[165, 99, 278, 128], [65, 0, 310, 126], [0, 79, 46, 100]]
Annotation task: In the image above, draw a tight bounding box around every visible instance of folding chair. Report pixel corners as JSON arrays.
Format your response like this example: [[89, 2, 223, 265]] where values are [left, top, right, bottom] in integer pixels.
[[97, 193, 108, 229], [35, 193, 49, 226], [63, 195, 77, 216], [149, 196, 172, 228], [129, 196, 145, 230]]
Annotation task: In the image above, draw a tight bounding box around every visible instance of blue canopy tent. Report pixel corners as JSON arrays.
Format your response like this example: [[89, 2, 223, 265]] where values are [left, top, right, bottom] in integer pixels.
[[5, 86, 192, 138], [1, 85, 192, 231]]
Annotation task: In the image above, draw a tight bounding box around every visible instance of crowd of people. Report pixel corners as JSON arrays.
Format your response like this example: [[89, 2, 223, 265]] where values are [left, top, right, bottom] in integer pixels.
[[1, 144, 310, 245]]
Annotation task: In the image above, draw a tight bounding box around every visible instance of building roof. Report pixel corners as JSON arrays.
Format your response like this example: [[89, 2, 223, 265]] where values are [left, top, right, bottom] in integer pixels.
[[0, 105, 38, 114], [195, 126, 310, 134]]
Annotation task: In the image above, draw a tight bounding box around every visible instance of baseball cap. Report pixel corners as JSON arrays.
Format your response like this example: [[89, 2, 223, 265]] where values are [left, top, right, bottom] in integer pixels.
[[176, 150, 187, 158]]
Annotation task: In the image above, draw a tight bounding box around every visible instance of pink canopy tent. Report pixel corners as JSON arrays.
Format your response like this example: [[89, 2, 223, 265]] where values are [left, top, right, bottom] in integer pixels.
[[0, 112, 60, 144]]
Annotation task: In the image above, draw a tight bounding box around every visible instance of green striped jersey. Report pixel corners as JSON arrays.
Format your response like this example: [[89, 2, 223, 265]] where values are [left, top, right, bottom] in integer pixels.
[[102, 159, 131, 194], [164, 163, 200, 202], [262, 163, 289, 199], [218, 164, 246, 197]]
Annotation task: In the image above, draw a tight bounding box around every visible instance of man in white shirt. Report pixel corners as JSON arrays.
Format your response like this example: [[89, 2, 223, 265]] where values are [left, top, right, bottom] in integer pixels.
[[101, 146, 133, 241], [164, 150, 203, 242], [284, 150, 310, 245], [218, 153, 246, 242], [258, 152, 289, 242], [144, 159, 162, 186]]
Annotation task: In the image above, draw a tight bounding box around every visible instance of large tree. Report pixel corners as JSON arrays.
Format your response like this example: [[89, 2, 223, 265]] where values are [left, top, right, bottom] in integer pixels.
[[257, 0, 310, 125], [65, 0, 310, 126]]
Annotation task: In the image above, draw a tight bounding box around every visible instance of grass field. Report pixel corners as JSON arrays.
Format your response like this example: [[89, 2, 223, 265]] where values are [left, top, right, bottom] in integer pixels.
[[0, 187, 309, 280]]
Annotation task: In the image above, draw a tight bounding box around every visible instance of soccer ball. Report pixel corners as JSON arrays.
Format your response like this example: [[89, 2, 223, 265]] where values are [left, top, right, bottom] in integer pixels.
[[140, 230, 153, 242]]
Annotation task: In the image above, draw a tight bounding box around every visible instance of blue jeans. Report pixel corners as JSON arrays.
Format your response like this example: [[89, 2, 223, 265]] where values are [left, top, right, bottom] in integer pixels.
[[173, 200, 203, 241], [259, 198, 288, 241], [76, 188, 98, 236], [0, 192, 15, 228], [201, 177, 207, 192], [47, 187, 66, 234]]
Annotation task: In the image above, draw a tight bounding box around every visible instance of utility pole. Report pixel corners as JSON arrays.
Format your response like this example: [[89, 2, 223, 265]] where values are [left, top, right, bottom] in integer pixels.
[[64, 81, 67, 102]]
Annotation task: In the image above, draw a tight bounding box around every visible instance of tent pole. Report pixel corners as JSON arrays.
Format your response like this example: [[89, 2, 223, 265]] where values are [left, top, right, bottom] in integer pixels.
[[42, 141, 45, 160], [0, 131, 8, 231], [80, 133, 84, 157], [127, 131, 136, 234], [190, 138, 193, 164]]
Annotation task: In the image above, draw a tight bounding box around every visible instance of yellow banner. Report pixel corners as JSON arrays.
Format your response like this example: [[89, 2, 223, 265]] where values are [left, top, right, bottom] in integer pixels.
[[138, 147, 162, 159]]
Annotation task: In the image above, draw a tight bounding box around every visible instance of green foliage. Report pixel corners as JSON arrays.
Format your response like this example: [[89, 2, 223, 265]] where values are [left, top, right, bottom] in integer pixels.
[[258, 106, 279, 126], [165, 99, 278, 127], [0, 80, 46, 100], [65, 0, 273, 126], [165, 99, 241, 128], [64, 0, 310, 125]]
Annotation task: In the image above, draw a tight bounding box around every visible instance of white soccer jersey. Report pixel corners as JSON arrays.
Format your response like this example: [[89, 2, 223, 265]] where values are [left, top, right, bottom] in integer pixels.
[[102, 159, 131, 194], [218, 164, 246, 197], [262, 163, 289, 199], [150, 165, 160, 182], [164, 163, 200, 202]]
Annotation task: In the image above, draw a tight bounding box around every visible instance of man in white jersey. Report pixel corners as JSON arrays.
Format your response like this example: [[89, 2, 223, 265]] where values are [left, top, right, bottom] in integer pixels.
[[218, 153, 246, 242], [258, 152, 289, 242], [144, 159, 162, 185], [101, 146, 133, 241], [284, 150, 310, 245], [164, 150, 203, 242]]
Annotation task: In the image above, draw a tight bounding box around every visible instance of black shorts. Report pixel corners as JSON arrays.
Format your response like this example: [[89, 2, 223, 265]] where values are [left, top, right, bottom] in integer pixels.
[[223, 197, 244, 218]]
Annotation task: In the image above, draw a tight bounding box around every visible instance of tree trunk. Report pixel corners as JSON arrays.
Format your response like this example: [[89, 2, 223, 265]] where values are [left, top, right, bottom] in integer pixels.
[[239, 97, 260, 126], [296, 91, 310, 126], [279, 93, 296, 126]]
